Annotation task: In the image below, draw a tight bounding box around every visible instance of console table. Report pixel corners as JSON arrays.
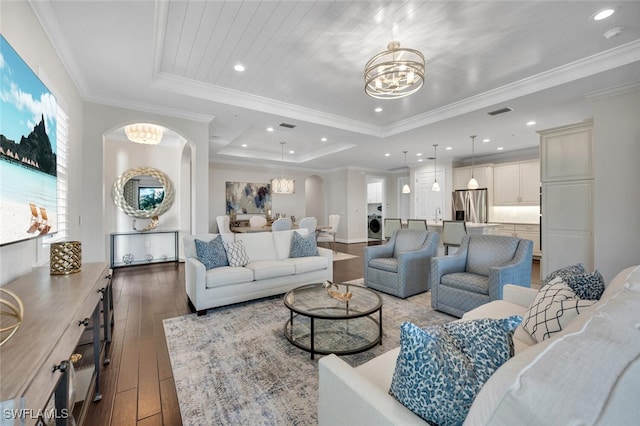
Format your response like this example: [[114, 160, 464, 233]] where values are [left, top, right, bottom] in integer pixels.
[[0, 262, 113, 426], [110, 230, 179, 268]]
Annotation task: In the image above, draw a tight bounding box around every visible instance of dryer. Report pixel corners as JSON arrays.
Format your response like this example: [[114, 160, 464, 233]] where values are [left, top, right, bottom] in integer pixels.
[[368, 214, 382, 239]]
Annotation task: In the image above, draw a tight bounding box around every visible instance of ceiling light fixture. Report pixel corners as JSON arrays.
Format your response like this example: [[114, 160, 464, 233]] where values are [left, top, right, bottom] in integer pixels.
[[593, 9, 614, 21], [402, 150, 411, 194], [526, 121, 536, 126], [234, 64, 245, 72], [467, 135, 479, 190], [431, 144, 440, 192], [124, 123, 163, 145], [271, 141, 295, 194], [364, 41, 425, 100]]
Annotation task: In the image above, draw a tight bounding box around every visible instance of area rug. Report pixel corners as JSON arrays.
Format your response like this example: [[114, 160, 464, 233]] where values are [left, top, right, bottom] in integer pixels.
[[163, 280, 454, 425], [332, 251, 358, 261]]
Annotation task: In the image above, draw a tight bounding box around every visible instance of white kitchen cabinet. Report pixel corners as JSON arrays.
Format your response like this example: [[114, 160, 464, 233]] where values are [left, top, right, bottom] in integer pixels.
[[495, 223, 541, 256], [367, 182, 382, 203], [539, 120, 594, 277], [493, 161, 540, 205], [453, 165, 493, 190]]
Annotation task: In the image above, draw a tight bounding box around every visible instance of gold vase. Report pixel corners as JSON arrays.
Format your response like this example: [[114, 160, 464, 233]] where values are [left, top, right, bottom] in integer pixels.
[[50, 241, 82, 274]]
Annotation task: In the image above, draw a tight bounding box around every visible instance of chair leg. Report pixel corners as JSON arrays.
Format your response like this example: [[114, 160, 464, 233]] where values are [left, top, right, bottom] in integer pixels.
[[445, 245, 449, 255], [331, 236, 336, 253]]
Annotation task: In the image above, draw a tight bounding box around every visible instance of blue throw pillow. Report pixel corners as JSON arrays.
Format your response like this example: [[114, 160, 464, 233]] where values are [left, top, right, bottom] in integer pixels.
[[389, 317, 522, 425], [195, 235, 228, 270], [543, 263, 605, 300], [289, 231, 318, 258]]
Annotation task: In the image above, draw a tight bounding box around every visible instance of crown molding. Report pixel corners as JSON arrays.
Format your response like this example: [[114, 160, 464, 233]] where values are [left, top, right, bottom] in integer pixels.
[[28, 0, 89, 99], [585, 80, 640, 101], [151, 72, 382, 136], [84, 95, 214, 123], [381, 39, 640, 138]]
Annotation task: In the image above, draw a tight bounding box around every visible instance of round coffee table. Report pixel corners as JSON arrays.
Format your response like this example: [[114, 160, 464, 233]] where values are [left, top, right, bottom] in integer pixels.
[[283, 282, 383, 359]]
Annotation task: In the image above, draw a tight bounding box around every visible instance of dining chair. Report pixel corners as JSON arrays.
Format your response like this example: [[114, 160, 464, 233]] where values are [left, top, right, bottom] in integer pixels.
[[298, 217, 318, 235], [271, 217, 292, 231], [249, 215, 267, 228], [442, 220, 467, 255], [216, 215, 231, 234], [384, 218, 402, 239], [317, 214, 340, 252], [407, 219, 428, 231]]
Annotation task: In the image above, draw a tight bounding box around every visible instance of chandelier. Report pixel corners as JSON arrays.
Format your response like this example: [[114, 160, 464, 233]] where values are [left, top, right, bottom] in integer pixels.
[[467, 135, 479, 189], [124, 123, 163, 145], [365, 41, 425, 100], [271, 141, 295, 194]]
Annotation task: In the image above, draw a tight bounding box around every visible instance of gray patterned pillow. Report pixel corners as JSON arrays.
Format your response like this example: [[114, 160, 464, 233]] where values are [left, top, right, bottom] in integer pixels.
[[223, 240, 249, 267], [543, 263, 586, 285], [389, 317, 522, 425], [289, 232, 318, 258], [194, 236, 228, 270], [543, 263, 605, 300]]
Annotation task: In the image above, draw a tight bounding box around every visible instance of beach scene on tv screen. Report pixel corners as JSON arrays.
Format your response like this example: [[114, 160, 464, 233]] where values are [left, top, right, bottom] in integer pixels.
[[0, 34, 58, 246]]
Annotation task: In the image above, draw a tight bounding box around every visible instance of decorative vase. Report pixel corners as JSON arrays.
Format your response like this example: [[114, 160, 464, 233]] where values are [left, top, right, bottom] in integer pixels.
[[50, 241, 82, 274], [122, 254, 134, 264]]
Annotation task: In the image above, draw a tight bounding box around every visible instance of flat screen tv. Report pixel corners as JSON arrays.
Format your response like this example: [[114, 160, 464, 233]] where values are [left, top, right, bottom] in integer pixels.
[[0, 34, 58, 246]]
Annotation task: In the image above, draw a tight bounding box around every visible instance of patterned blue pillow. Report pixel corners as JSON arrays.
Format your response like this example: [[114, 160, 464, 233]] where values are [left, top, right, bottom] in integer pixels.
[[289, 231, 318, 258], [194, 236, 228, 270], [389, 317, 522, 425], [543, 263, 605, 300], [543, 263, 586, 285]]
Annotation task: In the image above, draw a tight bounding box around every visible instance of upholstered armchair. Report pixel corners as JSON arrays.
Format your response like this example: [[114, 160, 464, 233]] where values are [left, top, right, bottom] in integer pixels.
[[430, 235, 533, 317], [364, 229, 439, 298]]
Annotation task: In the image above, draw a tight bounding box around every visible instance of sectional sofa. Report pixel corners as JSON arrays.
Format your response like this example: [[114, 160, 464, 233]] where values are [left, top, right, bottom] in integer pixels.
[[184, 229, 333, 315], [319, 264, 640, 425]]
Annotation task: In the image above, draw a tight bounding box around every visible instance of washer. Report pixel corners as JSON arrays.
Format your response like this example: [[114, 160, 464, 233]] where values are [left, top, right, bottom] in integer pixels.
[[368, 215, 382, 239]]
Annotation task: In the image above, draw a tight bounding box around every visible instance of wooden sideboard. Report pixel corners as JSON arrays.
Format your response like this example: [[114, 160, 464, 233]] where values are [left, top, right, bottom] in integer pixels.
[[0, 262, 112, 426]]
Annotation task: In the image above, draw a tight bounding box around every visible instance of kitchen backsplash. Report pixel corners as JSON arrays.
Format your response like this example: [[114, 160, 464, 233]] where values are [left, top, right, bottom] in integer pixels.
[[490, 206, 540, 224]]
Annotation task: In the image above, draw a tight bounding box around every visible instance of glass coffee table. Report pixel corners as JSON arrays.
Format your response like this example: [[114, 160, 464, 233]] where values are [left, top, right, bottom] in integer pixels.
[[283, 282, 383, 359]]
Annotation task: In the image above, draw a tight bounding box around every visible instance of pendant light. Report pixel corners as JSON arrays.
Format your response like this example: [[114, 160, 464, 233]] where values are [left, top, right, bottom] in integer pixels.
[[467, 135, 479, 190], [431, 144, 440, 192], [402, 151, 411, 194], [271, 141, 295, 194]]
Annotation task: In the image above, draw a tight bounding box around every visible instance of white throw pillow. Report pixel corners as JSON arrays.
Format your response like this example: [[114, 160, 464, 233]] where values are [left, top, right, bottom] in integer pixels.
[[223, 240, 250, 267], [522, 278, 595, 342]]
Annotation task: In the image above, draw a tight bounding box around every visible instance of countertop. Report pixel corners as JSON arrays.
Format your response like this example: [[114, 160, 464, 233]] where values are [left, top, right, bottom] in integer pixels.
[[425, 221, 500, 228]]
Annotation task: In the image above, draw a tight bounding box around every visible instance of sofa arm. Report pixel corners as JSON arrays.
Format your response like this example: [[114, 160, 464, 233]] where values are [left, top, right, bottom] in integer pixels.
[[502, 284, 538, 308], [317, 246, 334, 282], [319, 354, 425, 426], [185, 257, 207, 310]]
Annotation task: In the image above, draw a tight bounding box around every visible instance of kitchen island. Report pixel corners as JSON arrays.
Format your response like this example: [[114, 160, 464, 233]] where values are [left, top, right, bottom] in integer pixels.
[[423, 221, 501, 255]]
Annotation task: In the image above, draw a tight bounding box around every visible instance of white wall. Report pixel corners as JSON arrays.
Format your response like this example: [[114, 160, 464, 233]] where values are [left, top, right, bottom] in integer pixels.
[[591, 83, 640, 281], [0, 1, 84, 285], [210, 162, 326, 231]]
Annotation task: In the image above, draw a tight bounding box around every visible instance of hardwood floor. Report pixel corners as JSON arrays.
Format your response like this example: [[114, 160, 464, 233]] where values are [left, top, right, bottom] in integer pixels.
[[84, 241, 539, 424]]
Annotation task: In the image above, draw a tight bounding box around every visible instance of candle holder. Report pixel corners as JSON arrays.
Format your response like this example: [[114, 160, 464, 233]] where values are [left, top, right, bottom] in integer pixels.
[[50, 241, 82, 274]]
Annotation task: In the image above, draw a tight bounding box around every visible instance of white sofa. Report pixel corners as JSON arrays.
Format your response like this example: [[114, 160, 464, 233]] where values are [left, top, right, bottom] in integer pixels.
[[319, 265, 640, 425], [184, 229, 333, 315]]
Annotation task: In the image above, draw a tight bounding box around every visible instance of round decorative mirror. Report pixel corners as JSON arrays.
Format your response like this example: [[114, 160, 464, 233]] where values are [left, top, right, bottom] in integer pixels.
[[112, 167, 175, 218]]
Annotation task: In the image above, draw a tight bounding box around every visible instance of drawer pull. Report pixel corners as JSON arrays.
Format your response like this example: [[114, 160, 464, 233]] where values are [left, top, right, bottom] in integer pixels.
[[78, 317, 90, 327], [52, 360, 68, 374], [105, 274, 112, 280]]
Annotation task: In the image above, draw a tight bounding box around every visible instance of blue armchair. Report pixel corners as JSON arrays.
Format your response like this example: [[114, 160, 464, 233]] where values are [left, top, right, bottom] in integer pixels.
[[364, 229, 439, 298], [430, 235, 533, 317]]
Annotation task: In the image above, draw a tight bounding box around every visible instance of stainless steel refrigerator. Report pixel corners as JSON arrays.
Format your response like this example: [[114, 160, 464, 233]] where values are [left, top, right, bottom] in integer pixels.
[[452, 189, 488, 223]]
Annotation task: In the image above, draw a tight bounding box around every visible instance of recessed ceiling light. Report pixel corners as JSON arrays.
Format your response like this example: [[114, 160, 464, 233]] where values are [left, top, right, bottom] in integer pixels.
[[497, 147, 504, 151], [483, 138, 490, 143], [416, 153, 422, 156], [234, 64, 245, 72], [241, 143, 247, 147], [375, 107, 383, 112], [526, 121, 536, 126], [418, 159, 423, 162], [321, 137, 327, 142], [593, 9, 614, 21], [446, 147, 452, 151], [289, 150, 294, 154], [266, 127, 274, 132], [385, 153, 390, 157], [603, 27, 624, 39]]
